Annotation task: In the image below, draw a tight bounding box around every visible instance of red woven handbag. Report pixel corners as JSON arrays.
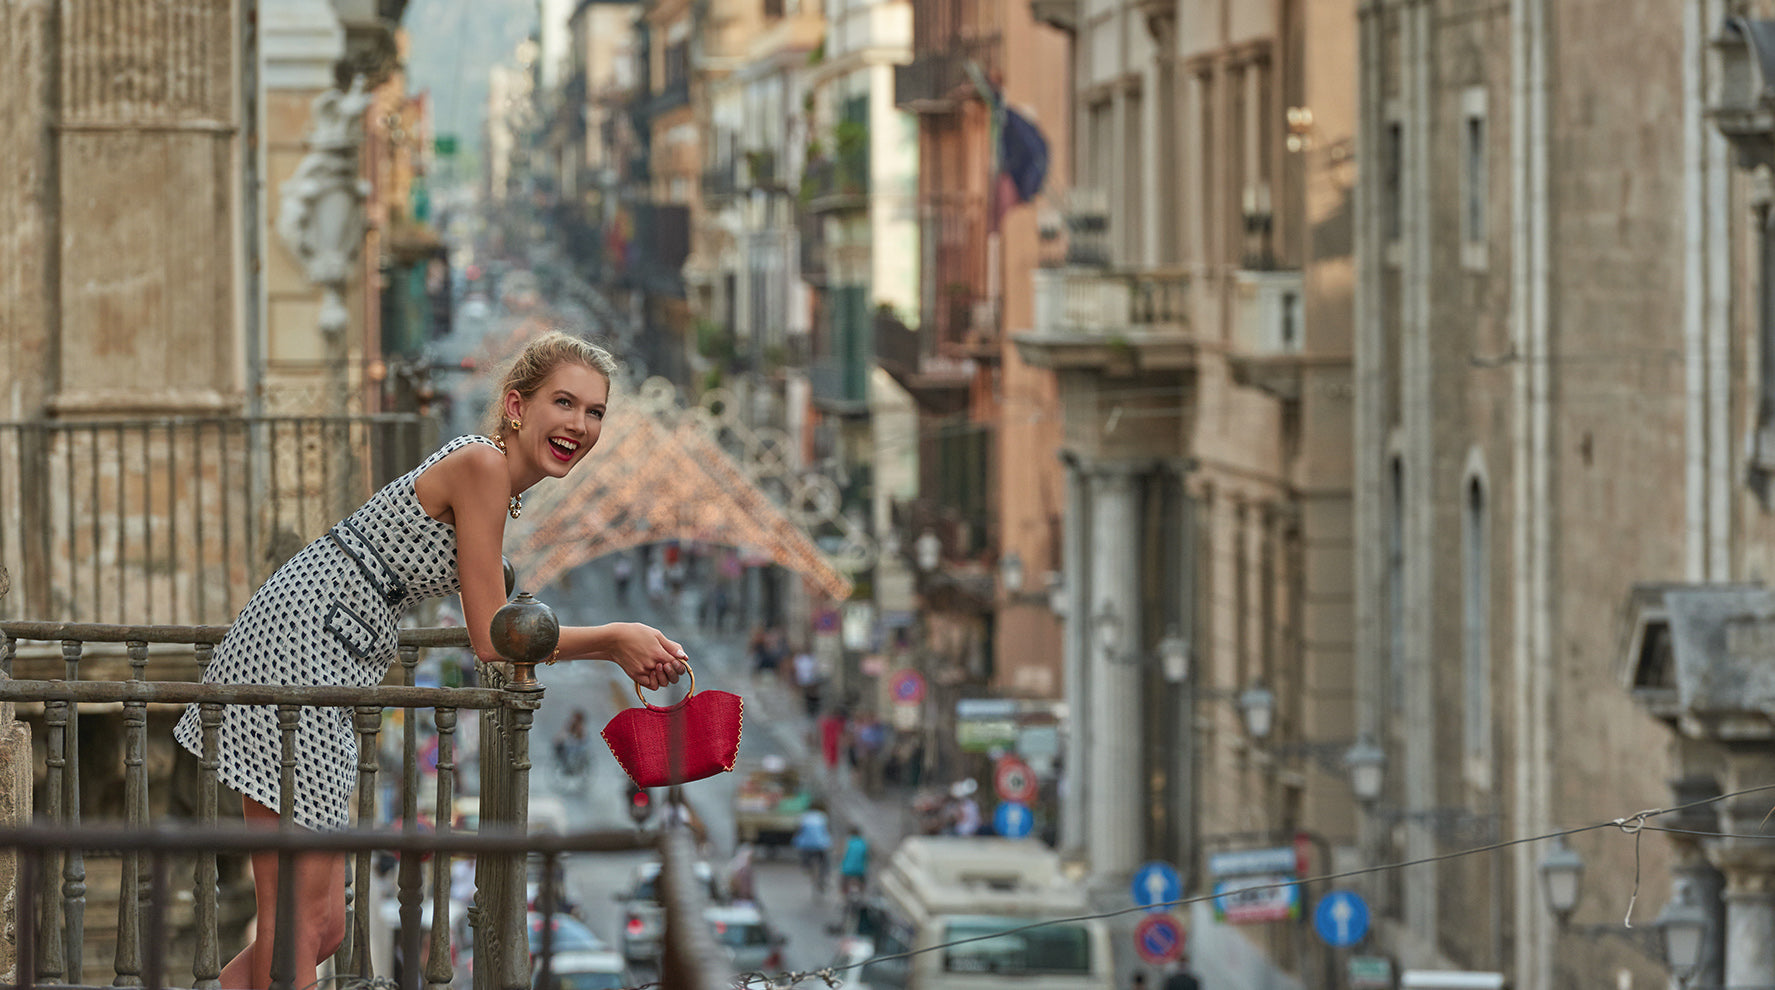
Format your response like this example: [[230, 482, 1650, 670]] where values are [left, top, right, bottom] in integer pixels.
[[601, 663, 744, 788]]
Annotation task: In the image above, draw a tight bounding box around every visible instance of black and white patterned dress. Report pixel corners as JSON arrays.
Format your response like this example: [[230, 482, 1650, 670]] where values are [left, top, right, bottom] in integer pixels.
[[174, 434, 501, 830]]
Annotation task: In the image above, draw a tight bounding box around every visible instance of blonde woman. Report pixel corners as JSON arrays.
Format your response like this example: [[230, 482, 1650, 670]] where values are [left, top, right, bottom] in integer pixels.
[[175, 331, 687, 989]]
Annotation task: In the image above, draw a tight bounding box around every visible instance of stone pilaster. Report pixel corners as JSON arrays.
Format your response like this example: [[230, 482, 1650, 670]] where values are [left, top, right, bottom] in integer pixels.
[[1084, 462, 1146, 880]]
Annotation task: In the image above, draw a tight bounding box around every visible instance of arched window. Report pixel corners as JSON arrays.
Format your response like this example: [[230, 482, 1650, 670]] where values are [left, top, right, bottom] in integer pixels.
[[1388, 457, 1405, 712], [1462, 476, 1492, 770]]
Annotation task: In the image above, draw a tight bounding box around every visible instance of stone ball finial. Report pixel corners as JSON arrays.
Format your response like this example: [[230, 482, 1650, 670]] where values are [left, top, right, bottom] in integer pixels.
[[489, 592, 559, 666]]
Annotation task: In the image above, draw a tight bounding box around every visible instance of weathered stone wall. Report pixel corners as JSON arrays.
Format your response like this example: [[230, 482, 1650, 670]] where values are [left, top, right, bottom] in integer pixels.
[[0, 563, 30, 983]]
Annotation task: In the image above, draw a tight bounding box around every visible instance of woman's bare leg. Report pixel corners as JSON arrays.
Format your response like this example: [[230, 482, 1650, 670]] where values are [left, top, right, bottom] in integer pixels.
[[219, 798, 347, 990]]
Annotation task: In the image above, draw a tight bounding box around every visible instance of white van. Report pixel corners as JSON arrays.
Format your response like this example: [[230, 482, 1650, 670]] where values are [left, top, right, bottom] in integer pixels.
[[853, 836, 1113, 990]]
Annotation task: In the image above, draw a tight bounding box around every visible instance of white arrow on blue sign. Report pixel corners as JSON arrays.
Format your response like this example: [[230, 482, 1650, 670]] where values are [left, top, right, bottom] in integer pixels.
[[1131, 861, 1182, 913], [1313, 889, 1371, 948], [994, 801, 1033, 838]]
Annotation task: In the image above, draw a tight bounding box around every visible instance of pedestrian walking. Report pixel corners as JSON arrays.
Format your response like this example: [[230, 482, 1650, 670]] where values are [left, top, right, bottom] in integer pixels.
[[172, 331, 690, 990], [646, 555, 668, 606], [1162, 957, 1202, 990], [612, 552, 633, 606], [948, 779, 982, 835], [819, 707, 848, 777], [792, 803, 834, 896], [793, 645, 823, 717]]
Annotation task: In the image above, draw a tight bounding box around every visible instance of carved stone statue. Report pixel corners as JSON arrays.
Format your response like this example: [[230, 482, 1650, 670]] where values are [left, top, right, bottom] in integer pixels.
[[275, 74, 373, 342]]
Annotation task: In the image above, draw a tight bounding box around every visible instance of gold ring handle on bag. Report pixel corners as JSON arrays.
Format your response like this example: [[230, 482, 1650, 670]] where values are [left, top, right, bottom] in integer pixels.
[[635, 660, 696, 707]]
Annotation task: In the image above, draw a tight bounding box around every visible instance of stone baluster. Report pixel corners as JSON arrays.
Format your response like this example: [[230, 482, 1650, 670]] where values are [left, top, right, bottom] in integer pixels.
[[60, 639, 86, 984], [425, 707, 458, 990], [114, 639, 151, 987], [268, 705, 301, 990], [191, 643, 220, 990], [38, 697, 67, 984], [346, 704, 383, 978], [193, 697, 223, 990], [397, 642, 423, 990], [487, 593, 554, 990]]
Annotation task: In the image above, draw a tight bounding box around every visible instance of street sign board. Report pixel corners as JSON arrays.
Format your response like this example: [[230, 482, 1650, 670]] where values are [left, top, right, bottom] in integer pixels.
[[1207, 846, 1299, 878], [993, 755, 1038, 803], [1211, 874, 1300, 924], [993, 801, 1033, 838], [1348, 956, 1394, 990], [1131, 861, 1182, 913], [1133, 915, 1185, 965], [1313, 890, 1371, 948], [888, 669, 926, 705]]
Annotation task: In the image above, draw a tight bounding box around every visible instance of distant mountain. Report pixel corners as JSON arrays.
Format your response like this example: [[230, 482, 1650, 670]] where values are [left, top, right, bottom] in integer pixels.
[[402, 0, 537, 152]]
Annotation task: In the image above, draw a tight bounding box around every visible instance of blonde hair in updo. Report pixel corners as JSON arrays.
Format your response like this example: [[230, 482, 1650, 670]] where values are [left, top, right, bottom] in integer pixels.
[[482, 330, 619, 441]]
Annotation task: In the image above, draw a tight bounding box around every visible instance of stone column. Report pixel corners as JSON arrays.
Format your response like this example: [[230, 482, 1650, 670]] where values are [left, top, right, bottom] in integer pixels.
[[1708, 767, 1775, 990], [1085, 464, 1144, 879], [1059, 454, 1089, 855]]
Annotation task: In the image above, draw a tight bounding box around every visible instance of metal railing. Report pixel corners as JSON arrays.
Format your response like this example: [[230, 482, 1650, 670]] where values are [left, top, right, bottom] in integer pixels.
[[0, 415, 433, 626], [0, 614, 734, 990]]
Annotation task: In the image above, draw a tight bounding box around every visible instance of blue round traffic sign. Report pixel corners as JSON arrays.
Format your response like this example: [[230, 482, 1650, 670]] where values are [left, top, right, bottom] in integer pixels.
[[1133, 914, 1185, 965], [1313, 889, 1370, 948], [993, 801, 1034, 838], [1131, 861, 1182, 913]]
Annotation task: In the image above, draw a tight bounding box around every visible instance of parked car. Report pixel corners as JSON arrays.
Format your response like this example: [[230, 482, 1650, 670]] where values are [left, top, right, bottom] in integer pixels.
[[614, 859, 723, 963], [529, 912, 608, 957], [704, 902, 784, 973], [732, 755, 816, 850], [533, 949, 633, 990]]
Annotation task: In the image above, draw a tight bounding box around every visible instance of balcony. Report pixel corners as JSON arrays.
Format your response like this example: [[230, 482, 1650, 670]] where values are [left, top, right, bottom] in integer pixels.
[[1226, 268, 1313, 401], [1013, 266, 1199, 372], [744, 148, 783, 191], [895, 37, 1000, 112], [702, 159, 739, 201], [802, 151, 869, 213]]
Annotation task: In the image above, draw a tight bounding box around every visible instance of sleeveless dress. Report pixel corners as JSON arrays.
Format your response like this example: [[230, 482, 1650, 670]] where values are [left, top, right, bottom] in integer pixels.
[[174, 434, 501, 830]]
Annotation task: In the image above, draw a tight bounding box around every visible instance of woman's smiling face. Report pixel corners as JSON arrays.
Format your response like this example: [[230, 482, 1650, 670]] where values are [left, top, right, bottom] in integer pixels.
[[508, 362, 609, 477]]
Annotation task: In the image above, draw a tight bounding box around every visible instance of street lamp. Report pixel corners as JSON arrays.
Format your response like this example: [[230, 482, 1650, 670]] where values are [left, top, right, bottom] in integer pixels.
[[1000, 550, 1025, 594], [1654, 879, 1710, 979], [1158, 627, 1190, 683], [915, 529, 941, 573], [1046, 571, 1067, 616], [1538, 838, 1584, 921], [1342, 735, 1386, 803], [1094, 600, 1124, 660], [1238, 684, 1276, 740]]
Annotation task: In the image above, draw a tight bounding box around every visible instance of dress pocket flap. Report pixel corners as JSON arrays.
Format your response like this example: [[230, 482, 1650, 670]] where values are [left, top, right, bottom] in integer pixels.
[[322, 602, 381, 663]]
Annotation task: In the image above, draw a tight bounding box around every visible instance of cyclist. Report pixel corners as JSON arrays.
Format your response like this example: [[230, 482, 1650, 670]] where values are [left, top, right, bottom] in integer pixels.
[[792, 802, 833, 896]]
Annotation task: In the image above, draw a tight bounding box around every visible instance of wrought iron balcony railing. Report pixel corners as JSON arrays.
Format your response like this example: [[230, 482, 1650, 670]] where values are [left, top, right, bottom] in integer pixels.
[[0, 618, 734, 990]]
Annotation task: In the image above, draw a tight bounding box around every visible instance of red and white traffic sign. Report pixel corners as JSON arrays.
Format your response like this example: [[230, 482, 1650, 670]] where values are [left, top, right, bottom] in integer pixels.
[[993, 755, 1037, 804], [1133, 914, 1185, 965], [888, 669, 926, 705]]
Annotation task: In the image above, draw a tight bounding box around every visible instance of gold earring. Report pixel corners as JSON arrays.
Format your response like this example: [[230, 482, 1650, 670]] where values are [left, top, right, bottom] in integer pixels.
[[511, 417, 522, 433], [491, 433, 507, 454]]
